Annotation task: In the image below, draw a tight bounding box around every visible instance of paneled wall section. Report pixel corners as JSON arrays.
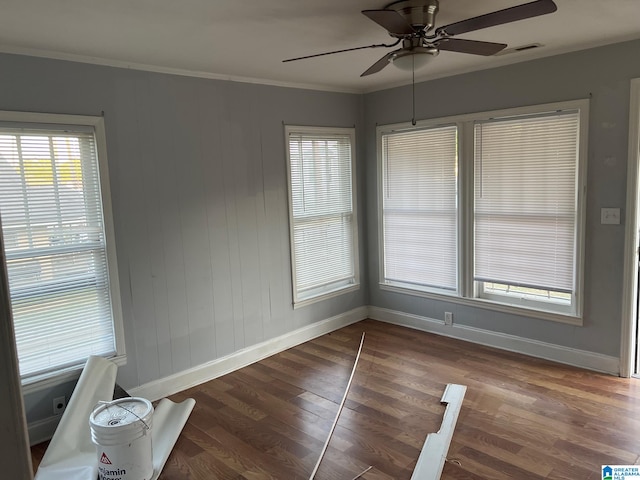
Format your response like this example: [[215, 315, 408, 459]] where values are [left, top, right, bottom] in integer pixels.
[[0, 54, 365, 423]]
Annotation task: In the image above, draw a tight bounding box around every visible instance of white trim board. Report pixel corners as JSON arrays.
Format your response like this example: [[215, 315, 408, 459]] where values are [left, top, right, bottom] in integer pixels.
[[368, 306, 619, 375], [28, 303, 619, 446], [28, 415, 61, 447], [28, 307, 367, 443], [0, 226, 32, 479], [129, 303, 619, 402], [128, 306, 368, 401], [411, 384, 466, 480], [620, 77, 640, 378]]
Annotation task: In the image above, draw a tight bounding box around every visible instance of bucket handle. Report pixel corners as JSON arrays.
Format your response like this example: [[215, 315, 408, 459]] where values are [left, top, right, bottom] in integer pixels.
[[93, 399, 151, 433]]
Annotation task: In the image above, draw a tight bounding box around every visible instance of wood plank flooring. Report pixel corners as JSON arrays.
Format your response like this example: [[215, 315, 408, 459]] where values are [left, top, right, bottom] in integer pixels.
[[32, 319, 640, 479]]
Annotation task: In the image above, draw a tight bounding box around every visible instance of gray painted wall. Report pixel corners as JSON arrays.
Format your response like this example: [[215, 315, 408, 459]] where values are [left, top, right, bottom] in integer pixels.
[[364, 39, 640, 357], [0, 53, 366, 426], [2, 37, 640, 434]]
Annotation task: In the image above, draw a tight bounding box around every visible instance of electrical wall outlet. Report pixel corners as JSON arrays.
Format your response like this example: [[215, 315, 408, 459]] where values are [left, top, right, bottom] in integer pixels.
[[444, 312, 453, 326], [53, 396, 66, 415]]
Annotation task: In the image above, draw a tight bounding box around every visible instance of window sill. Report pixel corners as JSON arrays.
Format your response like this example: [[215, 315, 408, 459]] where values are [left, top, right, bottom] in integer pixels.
[[21, 354, 127, 395], [379, 283, 583, 326], [294, 284, 360, 309]]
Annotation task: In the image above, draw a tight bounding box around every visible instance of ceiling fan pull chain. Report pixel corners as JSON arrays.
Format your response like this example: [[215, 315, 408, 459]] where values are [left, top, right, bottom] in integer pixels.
[[412, 55, 417, 126]]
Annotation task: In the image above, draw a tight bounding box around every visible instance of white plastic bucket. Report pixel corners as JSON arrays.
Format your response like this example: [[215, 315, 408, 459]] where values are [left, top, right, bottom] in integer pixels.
[[90, 397, 154, 480]]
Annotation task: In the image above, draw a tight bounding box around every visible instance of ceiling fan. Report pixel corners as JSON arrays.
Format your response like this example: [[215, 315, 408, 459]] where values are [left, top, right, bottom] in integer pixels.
[[283, 0, 557, 77]]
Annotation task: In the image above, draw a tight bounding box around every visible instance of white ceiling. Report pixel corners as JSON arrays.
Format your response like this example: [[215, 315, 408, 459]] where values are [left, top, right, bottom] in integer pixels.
[[1, 0, 639, 93]]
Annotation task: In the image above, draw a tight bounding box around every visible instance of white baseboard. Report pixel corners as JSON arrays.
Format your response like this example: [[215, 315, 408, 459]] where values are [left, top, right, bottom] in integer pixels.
[[28, 415, 61, 446], [128, 306, 368, 401], [27, 303, 618, 446], [368, 306, 619, 375]]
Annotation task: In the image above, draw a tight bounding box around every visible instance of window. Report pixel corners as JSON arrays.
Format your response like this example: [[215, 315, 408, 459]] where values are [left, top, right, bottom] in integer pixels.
[[474, 112, 580, 313], [0, 111, 124, 385], [381, 125, 458, 293], [285, 126, 359, 306], [378, 100, 588, 323]]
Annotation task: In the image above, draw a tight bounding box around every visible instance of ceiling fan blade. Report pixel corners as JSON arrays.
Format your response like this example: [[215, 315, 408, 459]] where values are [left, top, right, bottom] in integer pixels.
[[435, 38, 507, 56], [437, 0, 557, 36], [360, 51, 397, 77], [362, 9, 415, 36], [283, 42, 397, 63]]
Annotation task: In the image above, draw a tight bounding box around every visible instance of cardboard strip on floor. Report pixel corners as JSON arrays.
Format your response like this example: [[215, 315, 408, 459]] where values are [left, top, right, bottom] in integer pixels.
[[309, 332, 366, 480]]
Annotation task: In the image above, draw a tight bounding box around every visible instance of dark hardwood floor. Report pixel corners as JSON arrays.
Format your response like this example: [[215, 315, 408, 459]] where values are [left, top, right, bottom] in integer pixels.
[[32, 319, 640, 479]]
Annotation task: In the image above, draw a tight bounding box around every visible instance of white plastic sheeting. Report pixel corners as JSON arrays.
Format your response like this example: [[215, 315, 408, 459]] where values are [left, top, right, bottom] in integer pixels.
[[35, 356, 117, 480], [34, 356, 195, 480], [149, 397, 196, 480]]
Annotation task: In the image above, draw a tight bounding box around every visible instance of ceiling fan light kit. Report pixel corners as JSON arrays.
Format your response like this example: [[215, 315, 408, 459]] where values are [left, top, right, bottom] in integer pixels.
[[283, 0, 558, 77], [391, 45, 438, 71]]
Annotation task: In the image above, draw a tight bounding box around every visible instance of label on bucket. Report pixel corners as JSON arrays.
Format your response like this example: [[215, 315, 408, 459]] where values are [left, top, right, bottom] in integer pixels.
[[98, 464, 128, 480], [97, 442, 152, 480], [98, 450, 127, 480]]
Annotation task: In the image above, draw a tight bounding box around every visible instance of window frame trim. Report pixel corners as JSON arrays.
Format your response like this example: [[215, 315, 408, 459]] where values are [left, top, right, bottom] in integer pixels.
[[284, 125, 360, 308], [376, 99, 589, 324], [0, 110, 126, 388]]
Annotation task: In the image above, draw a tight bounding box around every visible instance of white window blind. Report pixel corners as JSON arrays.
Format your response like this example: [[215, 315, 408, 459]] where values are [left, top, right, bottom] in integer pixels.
[[381, 125, 458, 291], [474, 111, 580, 293], [286, 127, 358, 303], [0, 125, 117, 380]]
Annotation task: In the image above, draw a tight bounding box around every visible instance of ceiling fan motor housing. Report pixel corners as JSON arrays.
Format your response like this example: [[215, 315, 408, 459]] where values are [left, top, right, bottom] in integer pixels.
[[388, 0, 440, 34]]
